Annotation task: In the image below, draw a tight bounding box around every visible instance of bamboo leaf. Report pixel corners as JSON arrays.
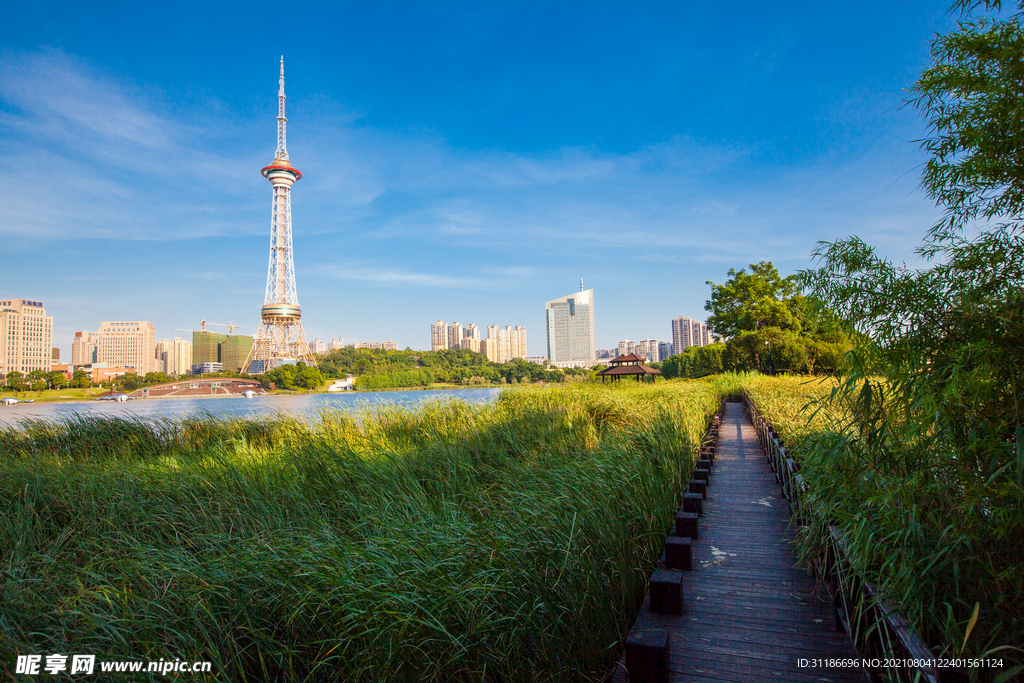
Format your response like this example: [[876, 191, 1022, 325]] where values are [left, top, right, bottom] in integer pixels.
[[962, 601, 980, 654]]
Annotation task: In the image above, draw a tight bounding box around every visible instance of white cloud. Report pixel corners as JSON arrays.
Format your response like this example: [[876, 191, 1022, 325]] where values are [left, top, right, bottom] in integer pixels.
[[0, 48, 939, 271], [0, 49, 262, 240]]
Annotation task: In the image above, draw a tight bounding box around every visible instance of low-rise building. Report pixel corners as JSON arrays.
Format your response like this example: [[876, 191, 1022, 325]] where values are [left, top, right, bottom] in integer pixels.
[[191, 362, 223, 375], [71, 363, 135, 384], [352, 340, 399, 350], [326, 375, 357, 391]]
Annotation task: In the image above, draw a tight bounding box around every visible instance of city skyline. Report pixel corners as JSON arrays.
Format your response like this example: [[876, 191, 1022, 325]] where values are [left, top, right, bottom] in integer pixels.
[[2, 2, 953, 359]]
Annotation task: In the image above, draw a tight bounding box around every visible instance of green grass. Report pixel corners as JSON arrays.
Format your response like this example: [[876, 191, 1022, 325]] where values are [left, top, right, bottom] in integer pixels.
[[0, 382, 718, 682], [0, 387, 110, 402]]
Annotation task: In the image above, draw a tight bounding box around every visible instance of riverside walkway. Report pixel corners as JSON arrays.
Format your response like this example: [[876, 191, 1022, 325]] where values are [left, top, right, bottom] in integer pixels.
[[614, 401, 865, 683]]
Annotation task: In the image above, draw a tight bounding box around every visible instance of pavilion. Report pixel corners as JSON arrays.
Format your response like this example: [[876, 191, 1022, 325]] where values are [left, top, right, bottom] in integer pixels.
[[595, 353, 663, 383]]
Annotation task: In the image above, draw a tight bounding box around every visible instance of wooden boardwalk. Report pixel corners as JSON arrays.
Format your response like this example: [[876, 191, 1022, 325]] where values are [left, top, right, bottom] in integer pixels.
[[614, 402, 865, 683]]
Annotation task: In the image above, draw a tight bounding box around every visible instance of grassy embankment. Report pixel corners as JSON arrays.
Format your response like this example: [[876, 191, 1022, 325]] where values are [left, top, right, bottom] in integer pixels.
[[0, 387, 110, 403], [0, 381, 720, 682], [742, 375, 1023, 678]]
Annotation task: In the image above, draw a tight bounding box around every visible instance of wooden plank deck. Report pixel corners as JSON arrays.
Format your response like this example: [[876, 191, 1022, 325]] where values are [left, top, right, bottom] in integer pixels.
[[613, 401, 866, 682]]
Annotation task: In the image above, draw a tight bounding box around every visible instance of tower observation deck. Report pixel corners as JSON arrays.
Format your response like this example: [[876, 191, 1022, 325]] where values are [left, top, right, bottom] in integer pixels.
[[243, 57, 316, 374]]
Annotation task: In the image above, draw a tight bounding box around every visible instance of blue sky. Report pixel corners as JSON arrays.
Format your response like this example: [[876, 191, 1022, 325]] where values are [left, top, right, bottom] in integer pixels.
[[2, 1, 958, 358]]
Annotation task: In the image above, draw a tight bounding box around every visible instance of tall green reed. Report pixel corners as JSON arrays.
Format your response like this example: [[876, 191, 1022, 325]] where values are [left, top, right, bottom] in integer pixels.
[[1, 382, 717, 682], [743, 375, 1023, 681]]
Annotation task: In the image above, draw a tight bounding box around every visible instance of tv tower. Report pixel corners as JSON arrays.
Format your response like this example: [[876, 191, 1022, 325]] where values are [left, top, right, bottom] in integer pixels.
[[243, 57, 316, 373]]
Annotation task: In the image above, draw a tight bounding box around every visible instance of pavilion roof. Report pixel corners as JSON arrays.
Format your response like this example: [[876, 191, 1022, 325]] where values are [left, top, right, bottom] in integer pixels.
[[608, 353, 647, 364], [595, 364, 662, 376]]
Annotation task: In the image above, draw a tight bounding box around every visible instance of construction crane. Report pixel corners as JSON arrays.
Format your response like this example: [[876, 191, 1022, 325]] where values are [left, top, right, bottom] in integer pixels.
[[174, 319, 208, 334], [211, 322, 241, 335]]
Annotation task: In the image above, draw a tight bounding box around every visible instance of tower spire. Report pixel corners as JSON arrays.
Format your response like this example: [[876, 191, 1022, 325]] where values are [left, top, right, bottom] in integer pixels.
[[276, 56, 288, 162], [580, 276, 584, 292]]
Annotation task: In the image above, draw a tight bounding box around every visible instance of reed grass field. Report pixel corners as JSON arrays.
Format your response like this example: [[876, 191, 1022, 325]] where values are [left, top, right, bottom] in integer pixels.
[[744, 375, 1024, 678], [1, 382, 721, 682]]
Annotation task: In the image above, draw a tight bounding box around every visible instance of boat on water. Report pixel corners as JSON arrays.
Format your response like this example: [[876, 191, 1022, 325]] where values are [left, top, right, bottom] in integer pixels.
[[242, 390, 258, 398]]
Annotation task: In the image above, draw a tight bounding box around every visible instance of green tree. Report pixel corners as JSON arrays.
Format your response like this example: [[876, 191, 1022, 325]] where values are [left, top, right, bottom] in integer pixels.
[[294, 366, 325, 390], [660, 343, 725, 379], [702, 261, 851, 375], [705, 261, 800, 338], [4, 371, 24, 389]]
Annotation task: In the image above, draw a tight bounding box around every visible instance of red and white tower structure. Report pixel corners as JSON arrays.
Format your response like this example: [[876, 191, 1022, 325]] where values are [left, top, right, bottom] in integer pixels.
[[243, 57, 317, 373]]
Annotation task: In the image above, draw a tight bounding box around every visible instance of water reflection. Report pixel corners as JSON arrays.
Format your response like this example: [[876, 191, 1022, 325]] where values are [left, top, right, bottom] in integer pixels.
[[0, 388, 504, 426]]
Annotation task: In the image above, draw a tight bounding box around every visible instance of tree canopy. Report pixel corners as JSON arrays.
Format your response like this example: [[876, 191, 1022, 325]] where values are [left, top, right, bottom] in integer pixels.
[[315, 347, 575, 387], [693, 261, 852, 376], [705, 261, 800, 338]]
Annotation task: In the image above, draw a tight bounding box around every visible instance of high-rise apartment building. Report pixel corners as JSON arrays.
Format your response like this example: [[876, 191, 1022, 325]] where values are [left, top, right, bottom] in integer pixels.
[[97, 321, 157, 375], [433, 319, 524, 359], [546, 287, 595, 365], [637, 338, 659, 363], [460, 324, 481, 353], [485, 325, 507, 363], [671, 316, 710, 355], [72, 331, 100, 365], [658, 341, 673, 362], [509, 326, 527, 360], [430, 320, 447, 352], [447, 322, 462, 350], [156, 339, 171, 373], [156, 338, 193, 376], [309, 338, 326, 354], [480, 325, 526, 363], [617, 340, 636, 357], [326, 336, 345, 351], [480, 337, 499, 363], [0, 298, 53, 376]]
